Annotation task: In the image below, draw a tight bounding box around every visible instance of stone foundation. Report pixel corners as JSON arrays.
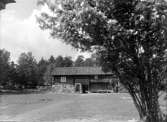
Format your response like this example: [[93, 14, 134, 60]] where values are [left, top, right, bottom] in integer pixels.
[[51, 84, 75, 93]]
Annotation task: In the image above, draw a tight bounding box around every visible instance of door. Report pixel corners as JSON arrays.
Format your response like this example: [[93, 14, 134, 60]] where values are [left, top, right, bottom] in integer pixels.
[[75, 83, 82, 93], [82, 84, 89, 93]]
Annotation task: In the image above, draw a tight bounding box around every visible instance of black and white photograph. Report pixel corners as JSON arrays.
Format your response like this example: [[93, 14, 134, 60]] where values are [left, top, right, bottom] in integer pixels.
[[0, 0, 167, 122]]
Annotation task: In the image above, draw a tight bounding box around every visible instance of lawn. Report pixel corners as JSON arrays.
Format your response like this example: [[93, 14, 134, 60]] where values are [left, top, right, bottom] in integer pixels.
[[0, 93, 140, 122], [1, 92, 165, 122], [1, 92, 166, 122], [2, 91, 165, 122]]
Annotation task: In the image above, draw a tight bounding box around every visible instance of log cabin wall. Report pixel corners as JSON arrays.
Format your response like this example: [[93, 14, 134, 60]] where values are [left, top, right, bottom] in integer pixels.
[[51, 67, 119, 93], [52, 75, 116, 93]]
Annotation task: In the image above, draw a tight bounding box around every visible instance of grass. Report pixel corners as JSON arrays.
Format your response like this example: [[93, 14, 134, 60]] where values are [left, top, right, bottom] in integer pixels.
[[0, 92, 166, 122], [0, 93, 139, 122]]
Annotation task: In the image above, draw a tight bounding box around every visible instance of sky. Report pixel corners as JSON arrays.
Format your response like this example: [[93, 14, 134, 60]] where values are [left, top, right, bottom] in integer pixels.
[[0, 0, 90, 63]]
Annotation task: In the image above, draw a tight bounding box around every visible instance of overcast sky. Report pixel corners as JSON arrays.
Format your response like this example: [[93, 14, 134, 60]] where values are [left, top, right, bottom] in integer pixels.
[[0, 0, 89, 63]]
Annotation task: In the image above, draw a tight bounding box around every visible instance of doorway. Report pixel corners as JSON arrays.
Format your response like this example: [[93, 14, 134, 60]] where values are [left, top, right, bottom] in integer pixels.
[[75, 83, 82, 93], [82, 84, 89, 93]]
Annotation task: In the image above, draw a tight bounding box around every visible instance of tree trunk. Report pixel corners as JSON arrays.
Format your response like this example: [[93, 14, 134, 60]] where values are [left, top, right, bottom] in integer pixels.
[[129, 87, 163, 122]]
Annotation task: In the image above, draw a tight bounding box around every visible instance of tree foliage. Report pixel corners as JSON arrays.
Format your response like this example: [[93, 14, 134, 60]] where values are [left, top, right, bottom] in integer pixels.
[[0, 49, 19, 89], [48, 55, 56, 64], [84, 58, 94, 66], [0, 0, 15, 10], [54, 55, 64, 67], [7, 61, 19, 88], [37, 0, 167, 121], [38, 58, 48, 85], [74, 55, 84, 67], [63, 56, 73, 67], [0, 49, 11, 86], [17, 52, 39, 88]]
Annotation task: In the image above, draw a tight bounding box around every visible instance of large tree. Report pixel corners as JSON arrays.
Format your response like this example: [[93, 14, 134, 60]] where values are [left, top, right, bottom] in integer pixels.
[[37, 0, 167, 122]]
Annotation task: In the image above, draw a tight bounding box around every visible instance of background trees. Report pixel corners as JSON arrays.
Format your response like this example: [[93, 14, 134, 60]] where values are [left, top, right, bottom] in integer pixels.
[[38, 58, 48, 86], [0, 49, 11, 87], [7, 61, 18, 88], [63, 56, 73, 67], [83, 58, 94, 66], [54, 56, 64, 67], [37, 0, 167, 121], [0, 49, 19, 89], [74, 55, 84, 67], [17, 52, 39, 88], [0, 48, 100, 89]]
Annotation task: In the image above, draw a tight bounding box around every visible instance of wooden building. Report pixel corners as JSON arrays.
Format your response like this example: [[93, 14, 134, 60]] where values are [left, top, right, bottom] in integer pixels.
[[51, 67, 119, 93]]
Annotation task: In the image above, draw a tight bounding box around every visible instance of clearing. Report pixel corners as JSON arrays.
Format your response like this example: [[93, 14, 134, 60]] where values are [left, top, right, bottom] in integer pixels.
[[0, 93, 146, 122]]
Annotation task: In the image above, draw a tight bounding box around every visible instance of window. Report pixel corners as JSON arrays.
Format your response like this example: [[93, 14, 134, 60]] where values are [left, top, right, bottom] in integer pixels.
[[94, 75, 98, 80], [61, 77, 66, 82]]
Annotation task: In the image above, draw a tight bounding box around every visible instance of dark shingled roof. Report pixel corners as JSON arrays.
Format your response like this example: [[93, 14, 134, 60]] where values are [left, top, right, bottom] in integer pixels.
[[51, 67, 113, 76]]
